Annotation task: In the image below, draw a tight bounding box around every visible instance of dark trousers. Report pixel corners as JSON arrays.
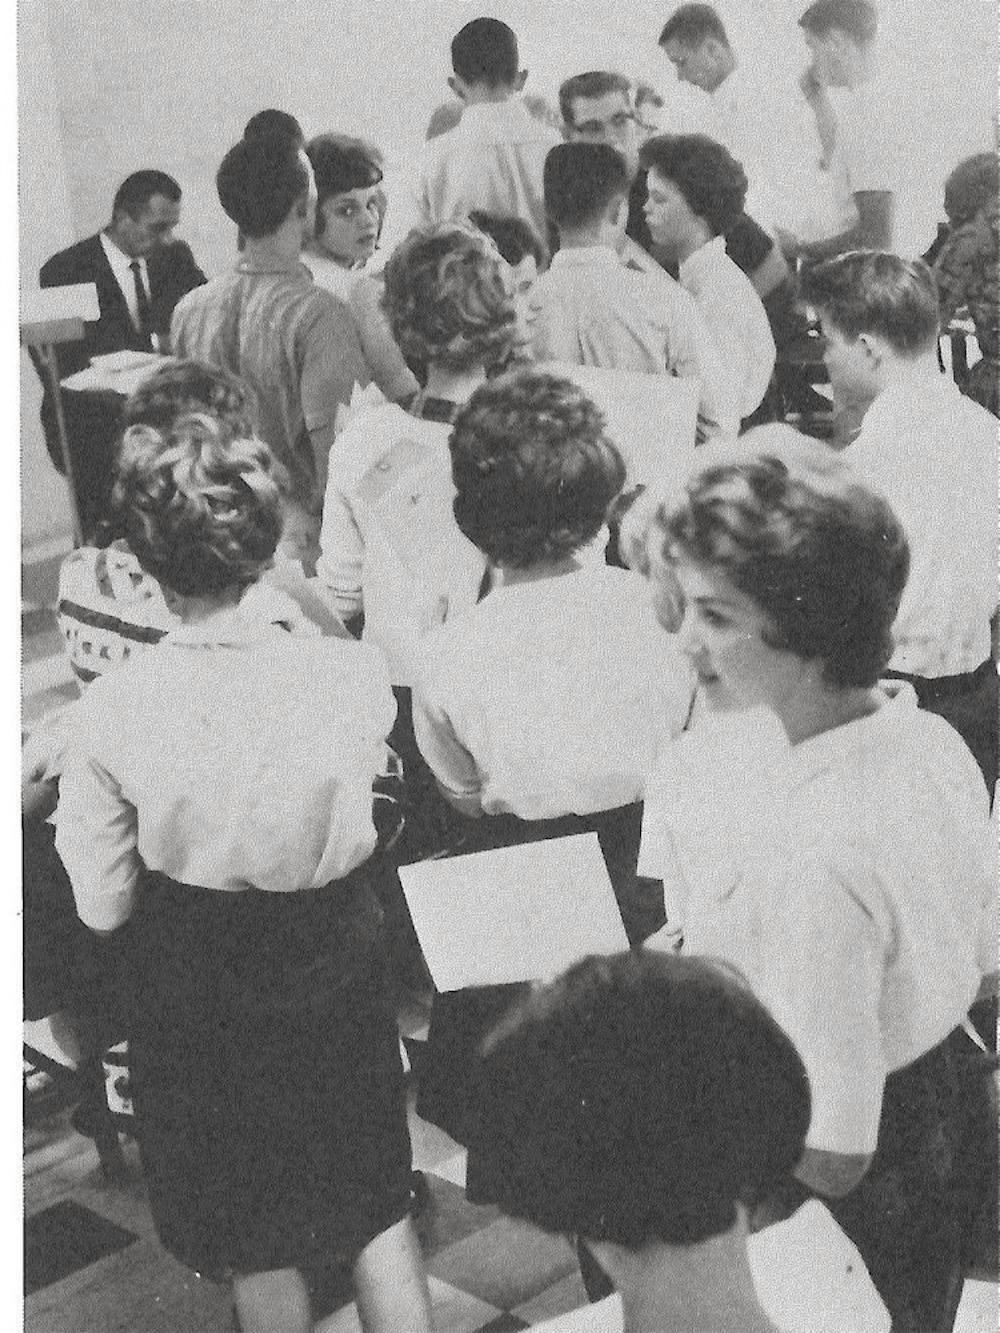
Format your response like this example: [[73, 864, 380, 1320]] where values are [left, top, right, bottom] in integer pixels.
[[41, 387, 125, 541]]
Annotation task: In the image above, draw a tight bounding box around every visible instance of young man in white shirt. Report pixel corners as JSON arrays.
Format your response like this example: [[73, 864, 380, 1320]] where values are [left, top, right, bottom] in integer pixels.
[[530, 140, 732, 438], [414, 17, 561, 249], [801, 248, 998, 790], [782, 0, 893, 262], [657, 2, 819, 237], [640, 133, 775, 426]]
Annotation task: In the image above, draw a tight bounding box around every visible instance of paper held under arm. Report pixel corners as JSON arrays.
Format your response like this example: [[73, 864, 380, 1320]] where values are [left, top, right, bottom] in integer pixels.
[[397, 833, 630, 992]]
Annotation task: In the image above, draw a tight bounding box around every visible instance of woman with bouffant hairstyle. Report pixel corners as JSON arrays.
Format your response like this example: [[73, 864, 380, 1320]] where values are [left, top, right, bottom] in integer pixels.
[[410, 371, 694, 1153], [636, 429, 996, 1331], [56, 413, 431, 1332], [381, 221, 520, 376]]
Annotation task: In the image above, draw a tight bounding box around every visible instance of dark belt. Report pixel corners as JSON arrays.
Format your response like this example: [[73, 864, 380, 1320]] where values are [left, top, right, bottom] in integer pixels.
[[883, 658, 994, 701]]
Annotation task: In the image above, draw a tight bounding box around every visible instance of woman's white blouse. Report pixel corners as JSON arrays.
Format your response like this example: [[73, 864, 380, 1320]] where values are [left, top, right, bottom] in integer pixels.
[[412, 567, 695, 819], [55, 617, 396, 932], [640, 685, 994, 1156]]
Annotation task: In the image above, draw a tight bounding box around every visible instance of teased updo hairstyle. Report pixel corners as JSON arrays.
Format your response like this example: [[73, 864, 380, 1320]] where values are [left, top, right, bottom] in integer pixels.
[[944, 151, 999, 228], [306, 132, 384, 239], [382, 223, 518, 373], [471, 951, 810, 1248], [449, 370, 626, 568], [655, 428, 910, 688], [122, 358, 256, 437], [111, 413, 284, 598]]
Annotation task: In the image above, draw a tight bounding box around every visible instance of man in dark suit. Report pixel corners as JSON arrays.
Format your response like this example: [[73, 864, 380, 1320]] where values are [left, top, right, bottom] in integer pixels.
[[37, 170, 206, 537]]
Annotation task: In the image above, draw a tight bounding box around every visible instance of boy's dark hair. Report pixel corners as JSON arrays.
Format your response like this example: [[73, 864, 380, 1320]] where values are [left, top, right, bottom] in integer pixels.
[[242, 108, 305, 148], [216, 135, 310, 239], [798, 0, 878, 44], [468, 210, 547, 268], [558, 70, 632, 127], [799, 249, 941, 356], [659, 3, 729, 49], [639, 133, 747, 236], [112, 170, 181, 221], [451, 17, 519, 88], [543, 142, 631, 231]]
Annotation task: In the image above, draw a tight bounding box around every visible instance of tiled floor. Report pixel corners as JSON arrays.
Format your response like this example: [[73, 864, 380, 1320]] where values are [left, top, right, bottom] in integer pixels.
[[21, 531, 999, 1332]]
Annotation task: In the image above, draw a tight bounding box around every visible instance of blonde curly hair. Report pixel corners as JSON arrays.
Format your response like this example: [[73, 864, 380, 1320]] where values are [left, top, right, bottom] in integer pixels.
[[111, 413, 285, 597], [381, 222, 518, 373]]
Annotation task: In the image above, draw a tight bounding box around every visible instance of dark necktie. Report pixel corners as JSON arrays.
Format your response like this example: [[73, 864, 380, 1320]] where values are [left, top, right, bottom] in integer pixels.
[[129, 259, 152, 343]]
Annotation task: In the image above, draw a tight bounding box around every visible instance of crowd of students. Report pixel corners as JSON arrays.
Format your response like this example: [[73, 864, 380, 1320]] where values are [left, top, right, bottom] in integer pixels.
[[24, 4, 998, 1332]]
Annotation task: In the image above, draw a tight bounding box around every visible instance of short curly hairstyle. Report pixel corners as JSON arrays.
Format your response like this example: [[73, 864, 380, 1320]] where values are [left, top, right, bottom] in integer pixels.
[[944, 151, 1000, 228], [471, 951, 810, 1248], [799, 250, 941, 356], [122, 359, 256, 436], [381, 223, 518, 373], [449, 371, 626, 568], [654, 428, 910, 688], [111, 413, 284, 598], [639, 133, 747, 237]]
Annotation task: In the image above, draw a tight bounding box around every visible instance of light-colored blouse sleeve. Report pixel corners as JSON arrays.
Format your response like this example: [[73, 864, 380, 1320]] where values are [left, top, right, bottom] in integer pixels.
[[756, 851, 887, 1157], [350, 275, 419, 404], [411, 659, 483, 804], [55, 697, 140, 932]]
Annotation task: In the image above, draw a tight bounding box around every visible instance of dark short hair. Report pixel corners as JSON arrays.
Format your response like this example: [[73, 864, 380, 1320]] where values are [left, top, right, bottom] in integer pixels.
[[558, 70, 632, 127], [112, 413, 283, 598], [242, 108, 305, 148], [216, 135, 310, 238], [112, 170, 182, 220], [450, 370, 626, 567], [944, 151, 1000, 227], [122, 359, 256, 437], [655, 431, 910, 688], [468, 210, 547, 268], [659, 3, 729, 48], [305, 134, 383, 237], [798, 0, 878, 44], [451, 17, 519, 87], [640, 133, 747, 236], [382, 223, 517, 372], [471, 951, 811, 1247], [544, 142, 631, 231], [799, 250, 941, 355]]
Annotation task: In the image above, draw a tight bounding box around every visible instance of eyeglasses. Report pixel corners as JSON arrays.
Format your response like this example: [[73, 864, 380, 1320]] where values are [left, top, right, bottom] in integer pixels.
[[575, 111, 637, 136]]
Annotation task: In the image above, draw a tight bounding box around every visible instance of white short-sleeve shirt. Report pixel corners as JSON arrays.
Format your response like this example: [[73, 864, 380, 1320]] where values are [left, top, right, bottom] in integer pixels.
[[640, 686, 992, 1154], [55, 617, 396, 931], [412, 566, 695, 819]]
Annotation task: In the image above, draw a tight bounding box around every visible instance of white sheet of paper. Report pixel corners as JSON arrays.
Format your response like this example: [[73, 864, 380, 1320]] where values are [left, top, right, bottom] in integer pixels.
[[537, 361, 699, 490], [21, 282, 100, 324], [397, 833, 630, 991]]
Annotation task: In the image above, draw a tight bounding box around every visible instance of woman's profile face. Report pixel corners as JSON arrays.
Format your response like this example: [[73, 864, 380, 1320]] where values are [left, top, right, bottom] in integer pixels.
[[316, 187, 381, 265], [668, 558, 807, 716]]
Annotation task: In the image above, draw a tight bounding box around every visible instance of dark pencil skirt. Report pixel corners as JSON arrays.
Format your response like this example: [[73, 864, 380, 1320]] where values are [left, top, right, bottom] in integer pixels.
[[415, 802, 659, 1168], [126, 868, 413, 1279]]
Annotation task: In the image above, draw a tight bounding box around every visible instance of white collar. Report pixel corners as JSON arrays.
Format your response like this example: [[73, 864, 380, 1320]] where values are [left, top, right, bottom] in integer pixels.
[[456, 98, 530, 129], [100, 230, 146, 276], [678, 234, 726, 288], [860, 371, 960, 437], [550, 245, 622, 269]]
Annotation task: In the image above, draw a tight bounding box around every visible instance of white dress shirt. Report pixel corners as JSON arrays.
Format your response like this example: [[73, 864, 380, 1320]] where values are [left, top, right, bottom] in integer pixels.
[[706, 64, 821, 234], [528, 245, 734, 435], [848, 372, 998, 677], [415, 98, 561, 247], [317, 402, 487, 685], [412, 566, 694, 819], [640, 686, 993, 1155], [100, 231, 148, 332], [678, 236, 775, 422], [525, 1201, 889, 1332], [55, 614, 396, 930]]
